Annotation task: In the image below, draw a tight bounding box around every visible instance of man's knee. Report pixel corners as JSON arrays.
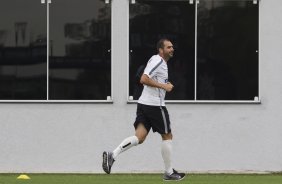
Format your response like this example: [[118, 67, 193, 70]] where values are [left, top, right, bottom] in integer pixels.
[[135, 132, 147, 144], [136, 135, 146, 144], [161, 132, 173, 140], [135, 123, 148, 144]]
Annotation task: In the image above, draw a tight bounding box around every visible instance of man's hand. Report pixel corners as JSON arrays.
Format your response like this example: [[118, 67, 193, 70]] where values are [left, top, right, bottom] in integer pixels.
[[162, 82, 174, 92]]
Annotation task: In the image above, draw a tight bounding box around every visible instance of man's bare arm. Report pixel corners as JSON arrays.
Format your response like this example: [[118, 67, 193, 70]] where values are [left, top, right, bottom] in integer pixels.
[[140, 74, 174, 92]]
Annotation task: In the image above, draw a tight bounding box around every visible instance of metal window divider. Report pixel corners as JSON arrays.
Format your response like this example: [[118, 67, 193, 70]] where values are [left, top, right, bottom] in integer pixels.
[[46, 0, 50, 100], [194, 0, 198, 101]]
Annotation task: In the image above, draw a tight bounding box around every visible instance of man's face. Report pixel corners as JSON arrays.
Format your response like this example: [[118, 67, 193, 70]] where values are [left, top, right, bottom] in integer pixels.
[[161, 41, 174, 59]]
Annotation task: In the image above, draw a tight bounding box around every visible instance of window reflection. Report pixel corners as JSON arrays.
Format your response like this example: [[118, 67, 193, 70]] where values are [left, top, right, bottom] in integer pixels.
[[0, 0, 47, 100], [197, 0, 258, 100], [129, 0, 195, 100], [49, 0, 111, 100]]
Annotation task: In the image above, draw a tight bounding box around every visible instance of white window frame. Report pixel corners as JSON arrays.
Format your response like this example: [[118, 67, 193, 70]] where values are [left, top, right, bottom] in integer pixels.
[[0, 0, 113, 103], [127, 0, 261, 104]]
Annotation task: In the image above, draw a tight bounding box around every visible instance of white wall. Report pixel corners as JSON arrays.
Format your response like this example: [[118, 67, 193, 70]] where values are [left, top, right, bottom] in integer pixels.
[[0, 0, 282, 173]]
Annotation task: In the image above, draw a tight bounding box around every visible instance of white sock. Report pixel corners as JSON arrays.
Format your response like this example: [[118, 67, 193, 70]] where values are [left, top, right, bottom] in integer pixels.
[[112, 136, 139, 159], [161, 140, 173, 175]]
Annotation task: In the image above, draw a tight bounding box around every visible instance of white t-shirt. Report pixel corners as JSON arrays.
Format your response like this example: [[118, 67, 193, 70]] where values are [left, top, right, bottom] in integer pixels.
[[138, 54, 168, 106]]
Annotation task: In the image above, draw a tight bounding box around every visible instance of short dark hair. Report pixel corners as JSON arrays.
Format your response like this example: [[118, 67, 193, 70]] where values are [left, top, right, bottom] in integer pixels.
[[156, 38, 171, 52]]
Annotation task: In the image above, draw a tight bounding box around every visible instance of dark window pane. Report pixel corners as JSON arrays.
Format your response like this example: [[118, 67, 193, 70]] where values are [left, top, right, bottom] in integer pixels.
[[197, 0, 258, 100], [0, 0, 47, 100], [49, 0, 111, 100], [129, 0, 195, 100]]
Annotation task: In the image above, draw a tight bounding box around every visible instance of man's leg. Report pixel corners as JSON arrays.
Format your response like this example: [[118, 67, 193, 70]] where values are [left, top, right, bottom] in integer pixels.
[[112, 123, 148, 159], [161, 133, 185, 181], [161, 133, 173, 175], [102, 123, 148, 174]]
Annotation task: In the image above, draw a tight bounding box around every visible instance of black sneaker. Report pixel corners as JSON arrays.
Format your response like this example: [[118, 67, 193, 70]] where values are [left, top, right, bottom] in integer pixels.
[[102, 151, 115, 174], [163, 169, 186, 181]]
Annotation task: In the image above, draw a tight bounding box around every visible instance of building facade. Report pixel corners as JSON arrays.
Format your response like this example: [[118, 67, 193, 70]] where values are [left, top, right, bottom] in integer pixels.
[[0, 0, 281, 173]]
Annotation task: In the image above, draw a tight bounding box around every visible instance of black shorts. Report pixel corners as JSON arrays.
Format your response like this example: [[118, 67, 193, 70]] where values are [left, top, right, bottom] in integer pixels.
[[134, 103, 171, 134]]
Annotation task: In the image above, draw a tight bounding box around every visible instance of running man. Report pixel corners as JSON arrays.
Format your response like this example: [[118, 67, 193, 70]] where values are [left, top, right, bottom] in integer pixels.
[[102, 38, 185, 181]]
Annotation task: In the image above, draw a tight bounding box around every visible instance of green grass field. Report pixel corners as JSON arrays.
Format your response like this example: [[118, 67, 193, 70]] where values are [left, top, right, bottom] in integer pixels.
[[1, 174, 282, 184]]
